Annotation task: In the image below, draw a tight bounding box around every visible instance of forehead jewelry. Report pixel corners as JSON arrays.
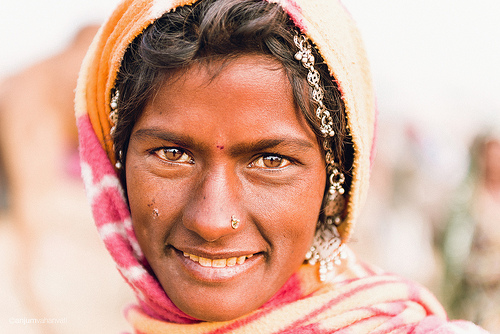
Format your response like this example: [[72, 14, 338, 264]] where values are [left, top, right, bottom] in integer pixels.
[[294, 33, 346, 282], [231, 215, 240, 229]]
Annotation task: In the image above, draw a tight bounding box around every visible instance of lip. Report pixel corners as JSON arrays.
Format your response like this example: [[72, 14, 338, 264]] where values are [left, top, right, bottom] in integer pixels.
[[170, 247, 263, 283]]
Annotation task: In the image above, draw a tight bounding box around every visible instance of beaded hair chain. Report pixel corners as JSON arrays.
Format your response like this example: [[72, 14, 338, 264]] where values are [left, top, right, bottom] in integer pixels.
[[294, 33, 346, 282]]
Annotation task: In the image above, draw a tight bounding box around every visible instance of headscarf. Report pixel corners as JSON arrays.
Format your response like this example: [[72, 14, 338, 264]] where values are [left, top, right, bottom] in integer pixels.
[[75, 0, 488, 332]]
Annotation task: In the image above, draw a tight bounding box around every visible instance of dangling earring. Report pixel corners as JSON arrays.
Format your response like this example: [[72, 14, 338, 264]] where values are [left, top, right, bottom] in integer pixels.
[[304, 164, 347, 282], [294, 32, 347, 282], [115, 150, 123, 169]]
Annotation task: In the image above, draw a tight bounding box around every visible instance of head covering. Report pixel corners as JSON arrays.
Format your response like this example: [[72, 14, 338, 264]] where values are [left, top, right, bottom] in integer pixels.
[[75, 1, 486, 333]]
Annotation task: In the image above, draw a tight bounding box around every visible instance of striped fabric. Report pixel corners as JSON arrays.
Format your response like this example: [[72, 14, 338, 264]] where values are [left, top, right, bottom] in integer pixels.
[[123, 259, 487, 334], [75, 0, 489, 332]]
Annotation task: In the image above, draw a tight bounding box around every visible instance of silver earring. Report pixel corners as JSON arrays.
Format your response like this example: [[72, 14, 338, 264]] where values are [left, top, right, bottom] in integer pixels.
[[115, 150, 123, 169], [306, 169, 346, 282], [231, 215, 240, 229], [294, 32, 347, 282], [305, 171, 346, 282], [305, 222, 347, 282]]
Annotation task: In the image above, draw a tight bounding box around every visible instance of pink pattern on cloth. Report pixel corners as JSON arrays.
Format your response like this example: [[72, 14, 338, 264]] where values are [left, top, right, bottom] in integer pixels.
[[279, 0, 306, 31]]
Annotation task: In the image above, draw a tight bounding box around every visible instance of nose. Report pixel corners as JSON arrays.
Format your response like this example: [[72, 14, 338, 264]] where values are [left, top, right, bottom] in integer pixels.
[[183, 166, 242, 242]]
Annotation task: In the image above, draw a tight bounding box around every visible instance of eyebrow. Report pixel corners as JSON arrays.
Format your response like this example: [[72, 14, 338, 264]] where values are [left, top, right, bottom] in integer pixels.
[[131, 128, 198, 148], [228, 138, 316, 157], [131, 128, 316, 155]]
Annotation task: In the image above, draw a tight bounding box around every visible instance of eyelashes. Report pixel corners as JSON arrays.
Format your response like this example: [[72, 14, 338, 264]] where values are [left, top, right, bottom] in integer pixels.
[[152, 147, 292, 170], [248, 154, 292, 169], [154, 148, 194, 164]]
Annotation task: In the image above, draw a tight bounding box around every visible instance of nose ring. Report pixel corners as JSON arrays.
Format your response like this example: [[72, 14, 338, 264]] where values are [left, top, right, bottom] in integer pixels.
[[231, 215, 240, 229]]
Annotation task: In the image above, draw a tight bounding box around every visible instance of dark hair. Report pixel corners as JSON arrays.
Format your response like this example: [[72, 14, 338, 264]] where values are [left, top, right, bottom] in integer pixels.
[[113, 0, 352, 219]]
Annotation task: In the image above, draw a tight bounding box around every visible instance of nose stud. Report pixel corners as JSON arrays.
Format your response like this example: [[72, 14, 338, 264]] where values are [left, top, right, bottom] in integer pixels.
[[231, 215, 240, 229]]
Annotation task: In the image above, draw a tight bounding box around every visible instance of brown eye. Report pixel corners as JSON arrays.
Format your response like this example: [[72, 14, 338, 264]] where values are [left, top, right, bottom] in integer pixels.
[[155, 148, 192, 163], [165, 148, 183, 160], [263, 155, 283, 168], [251, 155, 290, 169]]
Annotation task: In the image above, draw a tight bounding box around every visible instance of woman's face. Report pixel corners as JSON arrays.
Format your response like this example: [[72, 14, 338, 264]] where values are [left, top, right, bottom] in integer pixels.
[[126, 55, 326, 321]]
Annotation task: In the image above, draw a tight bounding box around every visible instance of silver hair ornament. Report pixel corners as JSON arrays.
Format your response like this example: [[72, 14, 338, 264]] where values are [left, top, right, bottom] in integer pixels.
[[294, 33, 346, 282], [110, 89, 119, 135], [110, 89, 122, 169]]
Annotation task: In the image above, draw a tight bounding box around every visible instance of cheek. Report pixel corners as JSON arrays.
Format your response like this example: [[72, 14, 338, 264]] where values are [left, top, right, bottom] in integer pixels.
[[246, 169, 325, 257], [284, 185, 323, 245], [126, 165, 189, 254]]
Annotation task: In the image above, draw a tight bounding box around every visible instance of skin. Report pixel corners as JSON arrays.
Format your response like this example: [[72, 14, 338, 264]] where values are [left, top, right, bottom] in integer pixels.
[[126, 55, 326, 321]]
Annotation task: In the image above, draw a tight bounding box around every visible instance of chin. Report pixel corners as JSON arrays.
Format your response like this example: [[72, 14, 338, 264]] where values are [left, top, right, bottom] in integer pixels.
[[177, 298, 264, 322]]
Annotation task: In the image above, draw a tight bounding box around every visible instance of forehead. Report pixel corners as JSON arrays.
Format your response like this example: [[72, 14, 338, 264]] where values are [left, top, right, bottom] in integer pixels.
[[162, 54, 286, 100], [132, 54, 320, 151], [181, 54, 285, 84]]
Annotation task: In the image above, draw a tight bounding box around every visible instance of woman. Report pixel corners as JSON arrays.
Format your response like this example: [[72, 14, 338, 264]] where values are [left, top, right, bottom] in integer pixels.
[[76, 0, 488, 332], [441, 129, 500, 332]]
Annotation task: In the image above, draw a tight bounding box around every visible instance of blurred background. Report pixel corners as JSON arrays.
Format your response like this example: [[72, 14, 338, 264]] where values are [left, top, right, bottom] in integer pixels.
[[0, 0, 499, 333]]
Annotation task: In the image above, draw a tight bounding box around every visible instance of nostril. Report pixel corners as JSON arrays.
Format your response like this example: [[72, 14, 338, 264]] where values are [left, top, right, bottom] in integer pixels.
[[182, 211, 242, 242]]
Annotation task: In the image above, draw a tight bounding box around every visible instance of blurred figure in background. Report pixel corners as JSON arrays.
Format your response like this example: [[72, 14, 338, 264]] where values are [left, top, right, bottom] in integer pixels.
[[440, 125, 500, 333], [353, 121, 445, 290], [0, 25, 133, 334]]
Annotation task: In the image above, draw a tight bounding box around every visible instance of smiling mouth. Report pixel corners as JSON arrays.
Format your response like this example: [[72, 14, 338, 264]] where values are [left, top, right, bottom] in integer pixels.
[[183, 252, 254, 268]]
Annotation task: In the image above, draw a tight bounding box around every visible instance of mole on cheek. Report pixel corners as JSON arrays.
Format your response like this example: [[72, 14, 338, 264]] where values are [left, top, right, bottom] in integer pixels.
[[148, 198, 158, 217], [216, 145, 224, 150], [147, 198, 156, 208]]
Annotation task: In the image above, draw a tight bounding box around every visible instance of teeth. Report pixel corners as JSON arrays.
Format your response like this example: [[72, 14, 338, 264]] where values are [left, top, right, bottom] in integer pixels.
[[183, 252, 254, 268], [199, 257, 212, 267], [212, 259, 227, 268]]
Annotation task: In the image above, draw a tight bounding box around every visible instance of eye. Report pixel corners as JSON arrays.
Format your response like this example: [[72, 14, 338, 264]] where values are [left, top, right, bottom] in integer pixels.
[[154, 148, 193, 164], [250, 154, 291, 169]]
